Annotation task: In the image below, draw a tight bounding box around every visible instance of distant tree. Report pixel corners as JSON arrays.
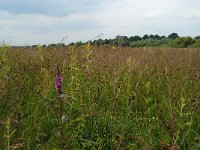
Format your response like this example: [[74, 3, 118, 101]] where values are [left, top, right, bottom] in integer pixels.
[[182, 37, 195, 46], [159, 38, 171, 45], [130, 40, 145, 47], [48, 43, 56, 48], [68, 42, 74, 46], [104, 39, 110, 45], [168, 33, 179, 39], [113, 36, 129, 47], [145, 38, 161, 47], [160, 36, 166, 39], [154, 34, 161, 40], [101, 39, 108, 45], [41, 33, 200, 48], [109, 39, 114, 45], [129, 35, 142, 41], [32, 45, 38, 48], [56, 43, 65, 47], [189, 40, 200, 48], [92, 40, 97, 45], [74, 41, 83, 46], [130, 41, 140, 47], [171, 37, 195, 48], [194, 36, 200, 40], [143, 34, 149, 40], [129, 36, 134, 41], [93, 39, 104, 46], [149, 34, 155, 39], [86, 40, 93, 45]]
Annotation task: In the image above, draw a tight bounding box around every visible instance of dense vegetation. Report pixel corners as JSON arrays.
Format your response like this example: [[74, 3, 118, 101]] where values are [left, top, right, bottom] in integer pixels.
[[0, 43, 200, 149], [11, 33, 200, 49], [74, 33, 200, 48]]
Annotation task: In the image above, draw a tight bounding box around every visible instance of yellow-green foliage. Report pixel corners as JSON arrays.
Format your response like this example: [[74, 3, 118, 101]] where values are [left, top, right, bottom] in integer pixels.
[[0, 43, 10, 78]]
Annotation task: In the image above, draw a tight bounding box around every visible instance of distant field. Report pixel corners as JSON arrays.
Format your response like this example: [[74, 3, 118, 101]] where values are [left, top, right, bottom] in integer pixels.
[[0, 45, 200, 149]]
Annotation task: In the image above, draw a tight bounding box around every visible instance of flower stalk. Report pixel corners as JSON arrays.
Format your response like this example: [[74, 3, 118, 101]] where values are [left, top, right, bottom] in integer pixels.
[[55, 65, 65, 149]]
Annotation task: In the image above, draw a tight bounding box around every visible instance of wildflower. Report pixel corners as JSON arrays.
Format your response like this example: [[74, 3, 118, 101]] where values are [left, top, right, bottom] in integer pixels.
[[55, 65, 63, 95]]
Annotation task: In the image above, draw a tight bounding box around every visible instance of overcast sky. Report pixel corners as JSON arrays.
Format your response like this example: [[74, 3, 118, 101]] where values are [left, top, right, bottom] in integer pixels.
[[0, 0, 200, 45]]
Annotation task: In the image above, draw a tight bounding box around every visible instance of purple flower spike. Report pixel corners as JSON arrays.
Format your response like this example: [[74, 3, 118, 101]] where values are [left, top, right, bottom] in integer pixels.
[[55, 65, 63, 95]]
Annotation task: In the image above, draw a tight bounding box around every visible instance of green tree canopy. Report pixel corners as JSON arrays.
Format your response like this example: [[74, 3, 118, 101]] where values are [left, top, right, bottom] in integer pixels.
[[171, 37, 195, 48], [168, 33, 179, 39], [113, 36, 129, 47]]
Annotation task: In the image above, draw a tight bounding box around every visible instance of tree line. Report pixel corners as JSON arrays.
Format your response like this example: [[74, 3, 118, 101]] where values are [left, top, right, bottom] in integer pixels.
[[68, 33, 200, 48], [11, 33, 200, 48]]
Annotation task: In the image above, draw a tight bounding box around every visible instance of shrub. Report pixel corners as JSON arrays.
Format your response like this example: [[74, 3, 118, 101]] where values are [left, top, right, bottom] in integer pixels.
[[171, 37, 195, 48]]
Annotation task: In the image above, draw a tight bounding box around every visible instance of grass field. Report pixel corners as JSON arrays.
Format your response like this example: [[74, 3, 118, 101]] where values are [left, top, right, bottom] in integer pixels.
[[0, 44, 200, 149]]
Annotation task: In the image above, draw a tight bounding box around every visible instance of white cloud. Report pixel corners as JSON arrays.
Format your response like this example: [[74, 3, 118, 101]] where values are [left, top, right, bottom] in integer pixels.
[[0, 11, 105, 45], [0, 0, 200, 45]]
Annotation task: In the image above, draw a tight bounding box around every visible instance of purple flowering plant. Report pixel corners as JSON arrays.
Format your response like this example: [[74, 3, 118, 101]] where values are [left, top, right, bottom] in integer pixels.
[[55, 65, 63, 95]]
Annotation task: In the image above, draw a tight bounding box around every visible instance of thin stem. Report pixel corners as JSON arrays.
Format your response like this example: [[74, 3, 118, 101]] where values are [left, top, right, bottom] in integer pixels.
[[59, 95, 65, 150]]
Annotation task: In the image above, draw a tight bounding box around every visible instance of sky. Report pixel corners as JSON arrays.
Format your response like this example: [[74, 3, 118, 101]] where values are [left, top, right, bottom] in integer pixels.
[[0, 0, 200, 45]]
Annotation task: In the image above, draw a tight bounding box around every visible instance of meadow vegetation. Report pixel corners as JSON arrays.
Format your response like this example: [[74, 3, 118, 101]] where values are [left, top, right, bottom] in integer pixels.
[[0, 43, 200, 149]]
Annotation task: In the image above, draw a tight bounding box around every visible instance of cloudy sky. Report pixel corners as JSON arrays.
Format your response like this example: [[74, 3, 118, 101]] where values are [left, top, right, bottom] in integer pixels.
[[0, 0, 200, 45]]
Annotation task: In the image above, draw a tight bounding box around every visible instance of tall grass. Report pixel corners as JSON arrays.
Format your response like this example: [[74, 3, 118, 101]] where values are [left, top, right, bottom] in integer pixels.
[[0, 44, 200, 149]]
